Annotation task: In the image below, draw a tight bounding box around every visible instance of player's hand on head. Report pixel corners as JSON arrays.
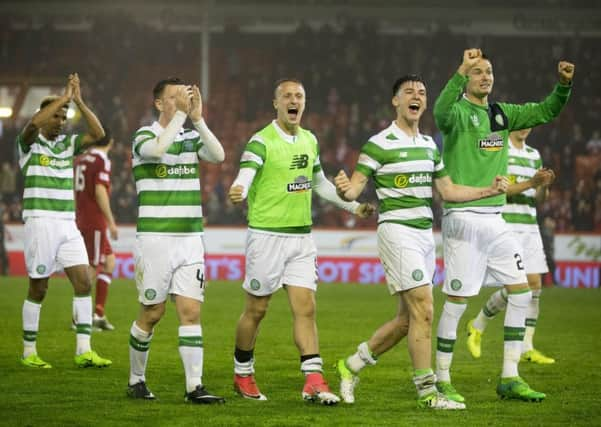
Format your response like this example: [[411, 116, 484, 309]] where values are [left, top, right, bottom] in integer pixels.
[[189, 85, 203, 122], [356, 202, 376, 219], [175, 86, 191, 113], [228, 185, 245, 204], [458, 48, 483, 76], [558, 61, 575, 85]]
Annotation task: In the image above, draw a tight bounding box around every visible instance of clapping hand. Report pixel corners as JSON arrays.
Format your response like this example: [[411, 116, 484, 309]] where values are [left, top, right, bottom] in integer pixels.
[[189, 85, 203, 122]]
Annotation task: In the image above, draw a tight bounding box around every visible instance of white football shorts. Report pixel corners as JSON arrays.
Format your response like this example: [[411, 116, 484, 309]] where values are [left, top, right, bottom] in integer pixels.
[[24, 217, 88, 278], [513, 230, 549, 274], [377, 222, 435, 295], [442, 211, 527, 296], [243, 229, 318, 296], [134, 234, 205, 305]]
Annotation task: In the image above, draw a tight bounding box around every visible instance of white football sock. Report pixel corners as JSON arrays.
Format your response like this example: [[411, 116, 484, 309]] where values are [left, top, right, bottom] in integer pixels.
[[346, 341, 377, 374], [473, 288, 508, 331], [502, 291, 531, 378], [436, 300, 467, 383], [129, 321, 153, 385], [523, 289, 541, 352], [179, 325, 204, 393], [22, 300, 41, 357], [73, 296, 92, 355]]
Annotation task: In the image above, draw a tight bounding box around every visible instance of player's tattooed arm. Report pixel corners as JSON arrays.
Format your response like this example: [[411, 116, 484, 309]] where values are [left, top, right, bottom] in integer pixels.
[[435, 174, 509, 202]]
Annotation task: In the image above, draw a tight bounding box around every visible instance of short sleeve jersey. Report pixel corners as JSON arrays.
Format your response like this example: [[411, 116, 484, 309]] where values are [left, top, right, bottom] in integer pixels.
[[434, 73, 571, 211], [502, 140, 543, 232], [74, 148, 111, 230], [356, 121, 446, 230], [239, 120, 320, 233], [132, 122, 204, 235], [17, 132, 84, 220]]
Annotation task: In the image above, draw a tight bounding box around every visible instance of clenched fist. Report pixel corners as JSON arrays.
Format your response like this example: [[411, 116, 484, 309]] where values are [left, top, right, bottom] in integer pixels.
[[492, 175, 509, 194], [355, 202, 376, 219], [558, 61, 575, 85], [228, 185, 245, 204], [458, 48, 484, 76], [334, 170, 353, 201]]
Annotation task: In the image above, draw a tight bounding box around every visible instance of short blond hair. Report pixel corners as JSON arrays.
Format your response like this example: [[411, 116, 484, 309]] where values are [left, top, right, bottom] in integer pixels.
[[273, 78, 304, 98]]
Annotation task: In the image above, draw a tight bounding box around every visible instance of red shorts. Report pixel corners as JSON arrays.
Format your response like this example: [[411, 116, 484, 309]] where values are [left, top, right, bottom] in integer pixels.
[[80, 228, 113, 266]]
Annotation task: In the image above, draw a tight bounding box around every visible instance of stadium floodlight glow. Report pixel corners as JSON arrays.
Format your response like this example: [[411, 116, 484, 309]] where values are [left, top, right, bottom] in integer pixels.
[[67, 107, 76, 119], [0, 107, 13, 118]]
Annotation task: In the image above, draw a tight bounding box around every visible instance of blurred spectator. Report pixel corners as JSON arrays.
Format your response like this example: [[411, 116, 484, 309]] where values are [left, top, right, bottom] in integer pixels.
[[559, 144, 574, 190], [593, 169, 601, 231], [0, 162, 17, 198], [0, 198, 8, 275], [571, 179, 593, 230], [586, 130, 601, 154], [540, 215, 556, 286]]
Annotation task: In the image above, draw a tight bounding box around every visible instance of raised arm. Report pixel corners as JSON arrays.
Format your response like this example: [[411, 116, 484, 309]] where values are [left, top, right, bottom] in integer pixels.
[[190, 85, 225, 163], [71, 73, 105, 147], [137, 86, 190, 159], [433, 49, 481, 133], [504, 61, 574, 131], [434, 174, 508, 203], [19, 76, 73, 146]]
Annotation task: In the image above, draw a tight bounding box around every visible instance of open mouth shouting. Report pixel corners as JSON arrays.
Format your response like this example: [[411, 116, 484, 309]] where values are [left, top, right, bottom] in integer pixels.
[[408, 102, 421, 113], [287, 106, 299, 121]]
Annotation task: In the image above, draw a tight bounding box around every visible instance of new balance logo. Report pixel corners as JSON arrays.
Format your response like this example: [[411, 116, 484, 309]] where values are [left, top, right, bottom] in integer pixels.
[[290, 154, 309, 169]]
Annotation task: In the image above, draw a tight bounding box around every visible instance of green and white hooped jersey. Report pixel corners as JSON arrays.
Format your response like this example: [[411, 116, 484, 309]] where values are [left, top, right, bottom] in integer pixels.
[[355, 122, 447, 230], [240, 121, 320, 233], [132, 122, 204, 235], [503, 141, 542, 232], [17, 132, 84, 220]]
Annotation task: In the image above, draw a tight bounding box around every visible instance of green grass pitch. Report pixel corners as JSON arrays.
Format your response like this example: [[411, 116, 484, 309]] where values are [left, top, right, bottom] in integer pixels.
[[0, 277, 600, 426]]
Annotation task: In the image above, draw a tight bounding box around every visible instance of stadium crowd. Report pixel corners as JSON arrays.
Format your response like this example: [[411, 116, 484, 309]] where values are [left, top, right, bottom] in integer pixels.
[[1, 16, 600, 232]]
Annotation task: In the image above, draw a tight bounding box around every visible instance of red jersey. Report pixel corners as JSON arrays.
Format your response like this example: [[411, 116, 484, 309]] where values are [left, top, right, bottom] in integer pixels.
[[74, 148, 111, 230]]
